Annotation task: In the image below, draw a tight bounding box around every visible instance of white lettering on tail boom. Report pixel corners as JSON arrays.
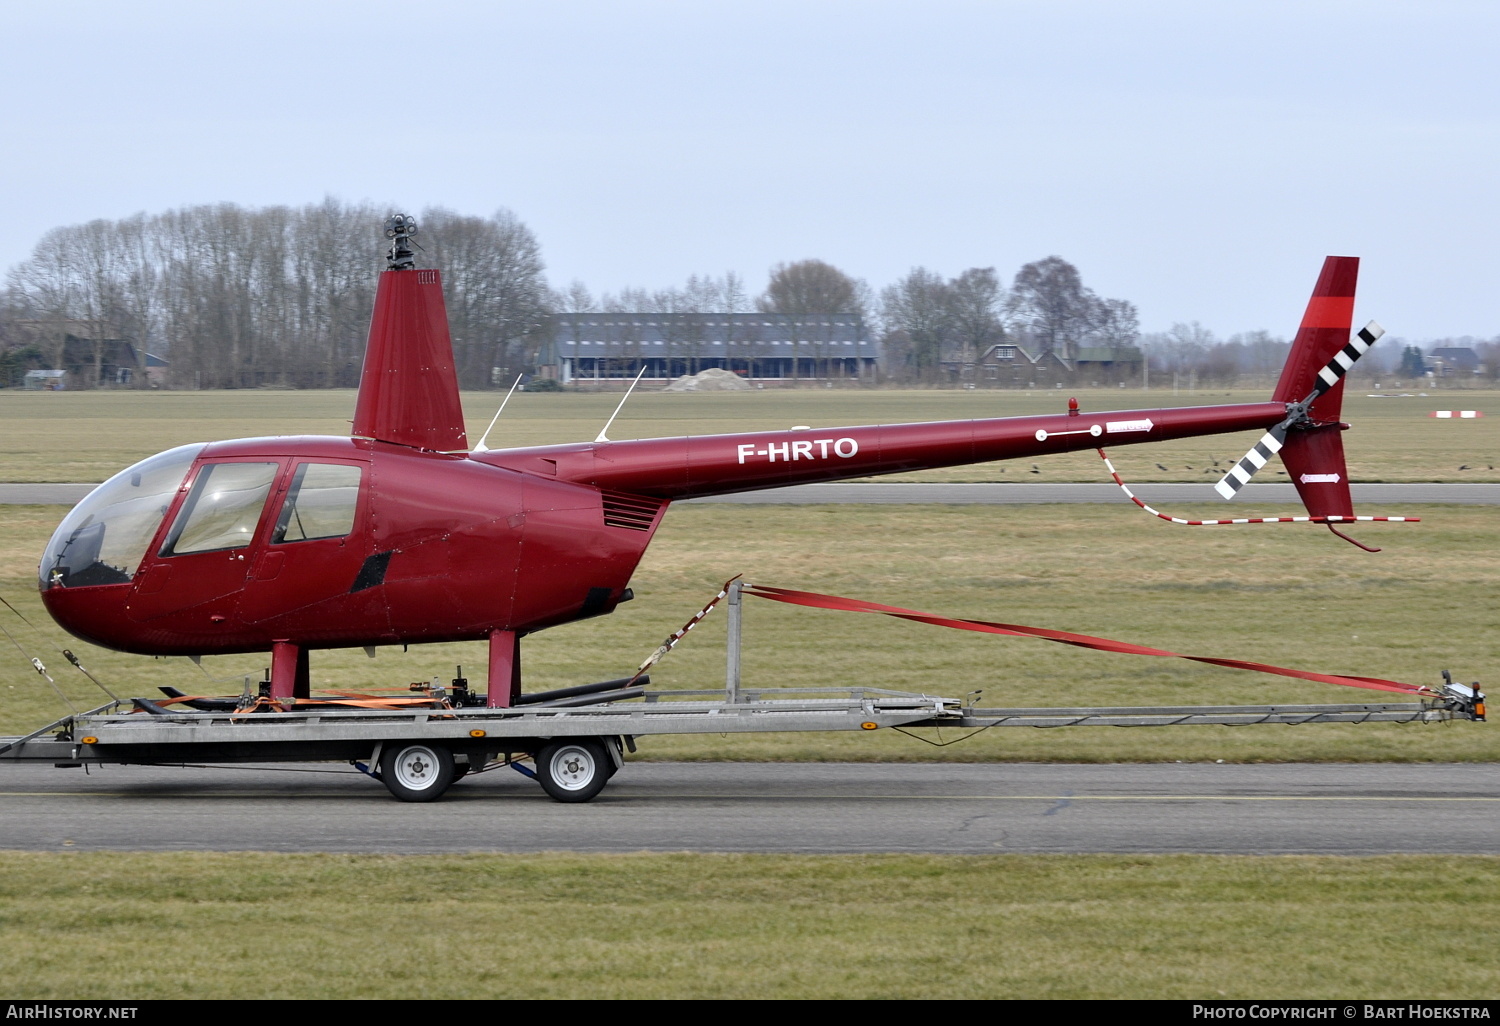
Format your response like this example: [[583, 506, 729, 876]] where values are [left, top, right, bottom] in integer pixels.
[[1106, 418, 1154, 434], [737, 438, 859, 464]]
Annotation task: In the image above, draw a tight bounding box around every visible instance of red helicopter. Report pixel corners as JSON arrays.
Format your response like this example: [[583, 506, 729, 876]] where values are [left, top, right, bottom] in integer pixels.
[[37, 215, 1384, 707]]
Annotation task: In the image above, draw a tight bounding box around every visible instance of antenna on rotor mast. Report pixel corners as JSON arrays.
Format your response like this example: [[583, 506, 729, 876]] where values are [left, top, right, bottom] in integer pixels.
[[383, 213, 418, 270]]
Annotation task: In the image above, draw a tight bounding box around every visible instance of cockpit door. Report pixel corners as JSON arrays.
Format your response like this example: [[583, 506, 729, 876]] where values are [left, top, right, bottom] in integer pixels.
[[127, 459, 283, 625], [237, 458, 371, 633]]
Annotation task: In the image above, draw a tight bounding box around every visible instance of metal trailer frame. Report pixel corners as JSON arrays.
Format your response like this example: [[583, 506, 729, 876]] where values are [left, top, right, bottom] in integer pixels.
[[0, 581, 1486, 802]]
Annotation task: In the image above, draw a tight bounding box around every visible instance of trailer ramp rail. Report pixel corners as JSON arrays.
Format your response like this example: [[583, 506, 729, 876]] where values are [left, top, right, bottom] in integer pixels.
[[951, 695, 1482, 729], [0, 688, 957, 763]]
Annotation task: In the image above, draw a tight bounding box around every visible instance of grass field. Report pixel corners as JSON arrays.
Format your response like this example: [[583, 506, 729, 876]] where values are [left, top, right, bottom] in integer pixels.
[[2, 851, 1497, 999], [2, 500, 1494, 762], [1, 386, 1497, 483]]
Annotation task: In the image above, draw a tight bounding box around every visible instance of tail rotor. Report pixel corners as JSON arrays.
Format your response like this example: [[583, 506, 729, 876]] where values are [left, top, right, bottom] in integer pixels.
[[1213, 320, 1384, 500]]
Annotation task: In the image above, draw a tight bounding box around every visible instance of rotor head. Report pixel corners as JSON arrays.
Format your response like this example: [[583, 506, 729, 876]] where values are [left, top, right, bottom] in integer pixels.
[[384, 213, 418, 270]]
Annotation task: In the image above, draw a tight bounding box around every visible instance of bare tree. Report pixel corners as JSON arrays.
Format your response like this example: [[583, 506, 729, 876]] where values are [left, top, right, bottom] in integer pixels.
[[880, 267, 952, 381], [1142, 321, 1217, 389], [4, 200, 550, 390], [419, 207, 551, 388], [553, 280, 598, 314], [9, 226, 81, 373], [602, 272, 749, 315], [591, 273, 753, 377], [1008, 256, 1100, 360], [719, 271, 748, 314], [287, 197, 382, 387], [1092, 298, 1140, 350], [1222, 330, 1288, 384], [758, 259, 867, 318], [946, 267, 1007, 381]]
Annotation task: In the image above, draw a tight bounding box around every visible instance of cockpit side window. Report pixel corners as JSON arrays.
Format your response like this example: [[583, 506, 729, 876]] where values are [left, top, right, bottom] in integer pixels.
[[159, 462, 279, 556], [272, 463, 363, 543]]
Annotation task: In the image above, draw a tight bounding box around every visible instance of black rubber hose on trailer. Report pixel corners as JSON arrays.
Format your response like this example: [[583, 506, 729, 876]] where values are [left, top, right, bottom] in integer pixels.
[[514, 676, 648, 705], [523, 687, 646, 709]]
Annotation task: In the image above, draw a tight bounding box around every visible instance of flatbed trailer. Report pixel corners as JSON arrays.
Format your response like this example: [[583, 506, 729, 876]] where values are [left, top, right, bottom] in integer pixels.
[[1, 583, 1486, 803], [0, 687, 1485, 803]]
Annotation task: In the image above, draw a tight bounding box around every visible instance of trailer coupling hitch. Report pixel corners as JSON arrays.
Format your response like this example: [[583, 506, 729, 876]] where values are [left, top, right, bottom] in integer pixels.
[[1440, 670, 1486, 721]]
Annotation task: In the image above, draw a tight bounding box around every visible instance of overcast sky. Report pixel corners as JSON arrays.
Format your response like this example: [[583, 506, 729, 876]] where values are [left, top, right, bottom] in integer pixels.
[[8, 0, 1497, 339]]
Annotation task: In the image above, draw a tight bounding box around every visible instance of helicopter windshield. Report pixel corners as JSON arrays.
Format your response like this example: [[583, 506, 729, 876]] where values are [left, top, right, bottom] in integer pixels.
[[40, 444, 205, 589]]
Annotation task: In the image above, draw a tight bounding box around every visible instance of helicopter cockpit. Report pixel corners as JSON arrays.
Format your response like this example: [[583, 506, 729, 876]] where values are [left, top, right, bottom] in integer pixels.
[[40, 444, 204, 590]]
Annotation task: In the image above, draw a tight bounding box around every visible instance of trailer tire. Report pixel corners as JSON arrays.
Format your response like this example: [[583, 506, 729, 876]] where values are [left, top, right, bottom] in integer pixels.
[[379, 743, 455, 802], [535, 739, 610, 803]]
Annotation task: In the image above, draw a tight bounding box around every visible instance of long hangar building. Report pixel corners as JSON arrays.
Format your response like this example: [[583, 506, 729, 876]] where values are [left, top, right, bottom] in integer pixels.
[[545, 313, 879, 384]]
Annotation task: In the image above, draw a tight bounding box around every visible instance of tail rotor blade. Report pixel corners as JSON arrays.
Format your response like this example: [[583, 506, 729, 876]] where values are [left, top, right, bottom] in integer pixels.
[[1215, 321, 1383, 501], [1214, 424, 1288, 500], [1308, 321, 1384, 402]]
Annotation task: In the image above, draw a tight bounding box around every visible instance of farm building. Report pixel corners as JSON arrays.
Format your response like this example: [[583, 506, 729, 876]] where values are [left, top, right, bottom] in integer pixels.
[[543, 313, 877, 384]]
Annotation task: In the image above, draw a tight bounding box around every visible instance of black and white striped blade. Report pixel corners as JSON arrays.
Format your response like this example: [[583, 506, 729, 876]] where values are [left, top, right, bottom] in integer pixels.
[[1212, 320, 1384, 500], [1309, 320, 1384, 400], [1214, 424, 1288, 500]]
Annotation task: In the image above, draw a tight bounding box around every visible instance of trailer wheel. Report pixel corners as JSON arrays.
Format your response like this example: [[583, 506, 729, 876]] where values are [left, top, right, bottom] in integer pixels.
[[536, 740, 610, 803], [379, 743, 455, 802]]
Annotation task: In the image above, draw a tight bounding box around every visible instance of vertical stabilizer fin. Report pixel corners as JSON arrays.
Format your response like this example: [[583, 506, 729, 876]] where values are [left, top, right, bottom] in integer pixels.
[[352, 267, 468, 452], [1273, 255, 1359, 423]]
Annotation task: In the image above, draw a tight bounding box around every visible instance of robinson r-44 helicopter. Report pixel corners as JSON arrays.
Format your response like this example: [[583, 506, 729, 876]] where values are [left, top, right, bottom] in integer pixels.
[[37, 216, 1390, 762]]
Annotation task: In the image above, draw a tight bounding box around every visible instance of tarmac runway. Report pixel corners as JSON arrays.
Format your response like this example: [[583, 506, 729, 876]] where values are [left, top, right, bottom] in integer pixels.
[[4, 482, 1499, 505], [1, 761, 1496, 855]]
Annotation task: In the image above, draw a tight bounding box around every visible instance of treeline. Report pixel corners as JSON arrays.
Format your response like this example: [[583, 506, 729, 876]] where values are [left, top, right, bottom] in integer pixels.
[[4, 198, 1491, 389], [557, 253, 1142, 381], [0, 201, 548, 389], [1139, 323, 1500, 387]]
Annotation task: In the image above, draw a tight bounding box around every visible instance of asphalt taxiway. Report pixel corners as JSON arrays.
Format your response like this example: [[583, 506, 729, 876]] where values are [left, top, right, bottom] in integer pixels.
[[1, 761, 1495, 855]]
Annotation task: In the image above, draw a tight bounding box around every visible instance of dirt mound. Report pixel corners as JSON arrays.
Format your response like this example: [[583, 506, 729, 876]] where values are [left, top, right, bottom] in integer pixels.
[[662, 367, 752, 392]]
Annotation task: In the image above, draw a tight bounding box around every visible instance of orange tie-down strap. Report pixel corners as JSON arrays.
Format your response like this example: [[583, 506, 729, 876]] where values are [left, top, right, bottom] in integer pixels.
[[740, 584, 1437, 698]]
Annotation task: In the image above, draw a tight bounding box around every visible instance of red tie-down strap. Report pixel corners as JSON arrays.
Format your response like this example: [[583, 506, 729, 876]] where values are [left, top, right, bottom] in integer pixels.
[[741, 584, 1437, 697]]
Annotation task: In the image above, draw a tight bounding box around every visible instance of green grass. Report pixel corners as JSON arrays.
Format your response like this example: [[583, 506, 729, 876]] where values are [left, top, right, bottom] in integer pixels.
[[1, 851, 1497, 999], [1, 386, 1497, 482], [2, 501, 1494, 762]]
